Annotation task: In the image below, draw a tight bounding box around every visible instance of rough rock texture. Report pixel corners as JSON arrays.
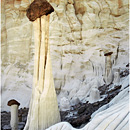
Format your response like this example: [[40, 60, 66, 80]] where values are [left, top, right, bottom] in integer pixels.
[[26, 0, 54, 21], [1, 74, 127, 129], [46, 78, 129, 130], [1, 108, 29, 130], [89, 87, 100, 103], [24, 15, 61, 130], [59, 71, 128, 128], [10, 104, 19, 130], [1, 0, 129, 111], [1, 68, 129, 129], [1, 0, 33, 111]]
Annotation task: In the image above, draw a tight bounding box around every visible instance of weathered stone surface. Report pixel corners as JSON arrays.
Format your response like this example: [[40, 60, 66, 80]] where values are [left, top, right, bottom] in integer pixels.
[[1, 74, 129, 129], [1, 0, 129, 111], [26, 0, 54, 21], [60, 97, 71, 111], [1, 108, 29, 130], [24, 15, 61, 130], [78, 105, 86, 114], [46, 83, 129, 130], [89, 87, 100, 103]]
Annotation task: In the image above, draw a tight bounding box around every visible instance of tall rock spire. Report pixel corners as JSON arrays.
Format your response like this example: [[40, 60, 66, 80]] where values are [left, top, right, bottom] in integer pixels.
[[24, 1, 61, 129]]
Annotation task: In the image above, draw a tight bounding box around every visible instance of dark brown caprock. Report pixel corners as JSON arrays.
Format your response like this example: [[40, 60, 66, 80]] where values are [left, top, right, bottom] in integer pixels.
[[7, 99, 20, 106], [26, 0, 54, 22], [104, 52, 113, 56]]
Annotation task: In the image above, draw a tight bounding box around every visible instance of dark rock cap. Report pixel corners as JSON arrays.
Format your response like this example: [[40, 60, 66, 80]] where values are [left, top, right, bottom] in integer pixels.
[[26, 0, 54, 22], [126, 63, 129, 67], [7, 99, 20, 106], [104, 52, 113, 56]]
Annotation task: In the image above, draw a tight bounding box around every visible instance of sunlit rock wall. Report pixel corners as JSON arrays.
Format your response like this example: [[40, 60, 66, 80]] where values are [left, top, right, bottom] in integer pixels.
[[1, 0, 34, 110], [1, 0, 129, 111]]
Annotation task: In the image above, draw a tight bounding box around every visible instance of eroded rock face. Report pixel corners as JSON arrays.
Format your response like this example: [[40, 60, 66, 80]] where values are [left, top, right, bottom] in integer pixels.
[[46, 84, 129, 130], [26, 0, 54, 21], [1, 0, 129, 111], [24, 16, 60, 130]]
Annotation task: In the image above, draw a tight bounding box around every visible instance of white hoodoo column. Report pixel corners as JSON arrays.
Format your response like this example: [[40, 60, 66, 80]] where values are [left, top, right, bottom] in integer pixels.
[[7, 99, 20, 130], [113, 68, 120, 86], [89, 86, 100, 103], [104, 52, 113, 85], [10, 105, 19, 130], [24, 14, 60, 130]]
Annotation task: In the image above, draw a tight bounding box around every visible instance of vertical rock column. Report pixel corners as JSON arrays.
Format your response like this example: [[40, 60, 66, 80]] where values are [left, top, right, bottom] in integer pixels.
[[104, 52, 113, 85], [7, 100, 20, 130], [113, 68, 120, 86], [24, 0, 61, 130], [89, 85, 100, 103]]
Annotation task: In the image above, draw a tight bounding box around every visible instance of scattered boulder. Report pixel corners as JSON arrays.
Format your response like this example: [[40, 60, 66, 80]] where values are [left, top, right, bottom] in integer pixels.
[[60, 97, 71, 111], [2, 125, 11, 130], [70, 114, 90, 127], [120, 69, 129, 78], [71, 97, 80, 106], [78, 105, 86, 114], [18, 122, 25, 129], [89, 86, 100, 103]]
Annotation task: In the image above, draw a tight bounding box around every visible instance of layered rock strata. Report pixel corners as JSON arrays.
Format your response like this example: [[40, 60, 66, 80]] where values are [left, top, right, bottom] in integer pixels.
[[1, 0, 129, 112]]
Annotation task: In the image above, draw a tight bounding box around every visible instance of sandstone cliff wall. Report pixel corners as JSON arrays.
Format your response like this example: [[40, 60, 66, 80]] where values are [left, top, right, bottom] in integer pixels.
[[1, 0, 129, 110]]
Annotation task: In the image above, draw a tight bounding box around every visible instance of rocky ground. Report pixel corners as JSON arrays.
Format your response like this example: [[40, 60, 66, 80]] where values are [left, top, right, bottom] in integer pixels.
[[1, 108, 29, 130], [1, 68, 129, 130], [60, 84, 122, 128]]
